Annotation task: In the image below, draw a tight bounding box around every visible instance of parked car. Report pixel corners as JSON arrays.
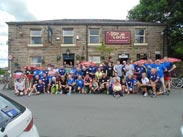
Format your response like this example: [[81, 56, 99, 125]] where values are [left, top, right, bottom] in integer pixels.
[[0, 93, 39, 137]]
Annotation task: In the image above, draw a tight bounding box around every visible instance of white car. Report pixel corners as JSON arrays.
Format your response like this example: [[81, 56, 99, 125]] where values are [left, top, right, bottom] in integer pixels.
[[0, 93, 39, 137]]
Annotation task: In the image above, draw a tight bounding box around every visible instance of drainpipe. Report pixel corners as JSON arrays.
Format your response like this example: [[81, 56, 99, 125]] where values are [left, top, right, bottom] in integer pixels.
[[86, 25, 88, 61]]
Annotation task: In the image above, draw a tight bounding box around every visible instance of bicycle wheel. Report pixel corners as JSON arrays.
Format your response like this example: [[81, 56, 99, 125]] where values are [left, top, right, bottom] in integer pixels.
[[171, 78, 182, 88]]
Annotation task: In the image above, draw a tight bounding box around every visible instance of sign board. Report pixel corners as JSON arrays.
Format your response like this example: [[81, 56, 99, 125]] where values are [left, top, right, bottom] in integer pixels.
[[118, 54, 129, 58], [105, 31, 131, 44]]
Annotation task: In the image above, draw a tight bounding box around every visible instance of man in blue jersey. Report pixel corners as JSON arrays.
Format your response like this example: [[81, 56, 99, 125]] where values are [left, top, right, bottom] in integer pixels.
[[58, 65, 66, 76], [76, 75, 85, 94], [134, 61, 146, 82], [41, 73, 50, 93], [36, 79, 46, 94], [155, 59, 168, 95], [67, 74, 76, 95], [163, 56, 176, 93], [149, 68, 163, 97]]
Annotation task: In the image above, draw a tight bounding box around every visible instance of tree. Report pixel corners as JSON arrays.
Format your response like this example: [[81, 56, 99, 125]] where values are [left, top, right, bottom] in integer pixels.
[[128, 0, 183, 59], [96, 41, 114, 60]]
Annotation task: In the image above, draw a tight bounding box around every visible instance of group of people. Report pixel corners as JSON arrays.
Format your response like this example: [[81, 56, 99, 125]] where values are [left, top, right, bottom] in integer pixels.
[[14, 56, 176, 98]]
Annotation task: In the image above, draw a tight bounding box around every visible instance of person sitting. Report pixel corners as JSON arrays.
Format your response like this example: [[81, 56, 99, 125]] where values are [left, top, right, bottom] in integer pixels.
[[84, 74, 92, 93], [99, 73, 110, 94], [112, 78, 123, 98], [28, 75, 40, 96], [60, 75, 67, 94], [14, 78, 26, 96], [140, 72, 150, 97], [51, 77, 59, 94], [67, 74, 76, 95], [91, 78, 99, 94], [41, 73, 50, 93], [121, 78, 127, 94], [75, 75, 85, 94], [36, 79, 46, 94], [149, 68, 163, 97], [126, 74, 136, 95]]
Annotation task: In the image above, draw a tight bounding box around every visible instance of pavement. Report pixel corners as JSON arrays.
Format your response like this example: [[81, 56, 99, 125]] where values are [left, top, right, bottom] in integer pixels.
[[0, 85, 183, 137]]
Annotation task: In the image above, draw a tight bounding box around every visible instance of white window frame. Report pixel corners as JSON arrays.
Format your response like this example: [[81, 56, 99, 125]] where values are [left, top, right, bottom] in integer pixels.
[[28, 29, 43, 47], [89, 56, 101, 63], [88, 29, 100, 45], [62, 29, 74, 45], [134, 29, 148, 46], [30, 56, 42, 66]]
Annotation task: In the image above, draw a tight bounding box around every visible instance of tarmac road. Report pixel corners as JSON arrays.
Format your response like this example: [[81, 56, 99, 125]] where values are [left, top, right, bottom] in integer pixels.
[[0, 86, 183, 137]]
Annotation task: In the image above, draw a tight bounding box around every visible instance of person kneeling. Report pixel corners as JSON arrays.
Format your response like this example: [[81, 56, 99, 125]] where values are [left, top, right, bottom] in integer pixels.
[[14, 78, 26, 96], [113, 78, 123, 98]]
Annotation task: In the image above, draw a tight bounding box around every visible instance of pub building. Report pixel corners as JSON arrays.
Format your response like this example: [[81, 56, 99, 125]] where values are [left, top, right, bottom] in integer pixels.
[[7, 19, 166, 70]]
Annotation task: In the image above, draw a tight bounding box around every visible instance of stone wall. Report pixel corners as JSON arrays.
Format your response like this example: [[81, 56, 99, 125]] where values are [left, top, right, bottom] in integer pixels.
[[8, 24, 165, 71]]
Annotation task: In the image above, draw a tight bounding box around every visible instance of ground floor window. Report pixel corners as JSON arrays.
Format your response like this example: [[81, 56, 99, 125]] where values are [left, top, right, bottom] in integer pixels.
[[31, 56, 42, 66], [137, 54, 147, 60], [89, 56, 100, 63]]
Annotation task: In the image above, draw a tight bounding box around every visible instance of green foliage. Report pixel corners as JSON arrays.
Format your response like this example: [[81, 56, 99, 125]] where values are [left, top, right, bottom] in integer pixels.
[[96, 41, 114, 59], [0, 69, 6, 75], [128, 0, 183, 57]]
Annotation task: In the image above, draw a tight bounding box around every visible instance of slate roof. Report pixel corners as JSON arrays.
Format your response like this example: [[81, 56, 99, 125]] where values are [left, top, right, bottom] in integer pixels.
[[6, 19, 165, 26]]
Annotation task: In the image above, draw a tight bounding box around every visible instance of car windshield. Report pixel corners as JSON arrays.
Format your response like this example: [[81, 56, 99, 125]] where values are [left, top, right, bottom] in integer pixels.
[[0, 94, 25, 129]]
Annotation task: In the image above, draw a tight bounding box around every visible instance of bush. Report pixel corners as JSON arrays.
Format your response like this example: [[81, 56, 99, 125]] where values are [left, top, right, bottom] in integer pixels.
[[0, 69, 6, 75]]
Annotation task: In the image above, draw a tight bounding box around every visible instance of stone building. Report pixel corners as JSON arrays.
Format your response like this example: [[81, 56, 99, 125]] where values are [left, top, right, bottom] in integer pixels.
[[7, 19, 166, 69]]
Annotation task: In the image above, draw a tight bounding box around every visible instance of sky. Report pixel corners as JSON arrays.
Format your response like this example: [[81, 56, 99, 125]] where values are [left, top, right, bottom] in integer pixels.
[[0, 0, 139, 68]]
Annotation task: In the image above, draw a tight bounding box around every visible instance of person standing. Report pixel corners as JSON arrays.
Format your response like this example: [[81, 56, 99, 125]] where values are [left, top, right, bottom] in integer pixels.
[[113, 61, 124, 81], [163, 56, 176, 93]]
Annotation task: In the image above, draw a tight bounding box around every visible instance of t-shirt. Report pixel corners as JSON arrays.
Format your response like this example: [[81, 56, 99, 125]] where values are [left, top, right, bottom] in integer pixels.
[[76, 79, 84, 88], [141, 77, 149, 84], [150, 73, 160, 82], [114, 64, 123, 77], [163, 62, 173, 71], [42, 77, 49, 85], [134, 65, 146, 79], [125, 64, 134, 77], [15, 80, 25, 91], [107, 66, 113, 77], [58, 68, 66, 76], [67, 78, 75, 86], [126, 78, 135, 87], [155, 64, 166, 78], [36, 83, 45, 93]]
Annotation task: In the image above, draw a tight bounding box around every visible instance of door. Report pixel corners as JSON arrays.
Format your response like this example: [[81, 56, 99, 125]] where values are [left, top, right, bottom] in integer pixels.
[[63, 54, 75, 66]]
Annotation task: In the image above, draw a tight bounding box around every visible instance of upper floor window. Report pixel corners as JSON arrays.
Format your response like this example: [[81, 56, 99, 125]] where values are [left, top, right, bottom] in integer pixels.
[[30, 30, 42, 44], [63, 29, 74, 44], [89, 29, 100, 44], [31, 56, 42, 66], [135, 29, 145, 43]]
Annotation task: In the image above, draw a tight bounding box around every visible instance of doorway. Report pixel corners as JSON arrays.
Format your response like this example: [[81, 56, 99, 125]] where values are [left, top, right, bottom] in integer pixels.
[[63, 54, 75, 66], [118, 54, 129, 64]]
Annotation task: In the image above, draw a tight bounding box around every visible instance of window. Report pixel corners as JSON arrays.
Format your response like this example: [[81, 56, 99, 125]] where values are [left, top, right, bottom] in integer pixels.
[[135, 29, 145, 43], [137, 54, 147, 60], [30, 30, 42, 44], [63, 29, 74, 44], [89, 29, 100, 44], [89, 56, 100, 63], [31, 56, 42, 66]]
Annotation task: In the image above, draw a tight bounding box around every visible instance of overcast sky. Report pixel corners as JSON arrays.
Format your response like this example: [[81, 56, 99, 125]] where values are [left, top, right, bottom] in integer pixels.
[[0, 0, 139, 67]]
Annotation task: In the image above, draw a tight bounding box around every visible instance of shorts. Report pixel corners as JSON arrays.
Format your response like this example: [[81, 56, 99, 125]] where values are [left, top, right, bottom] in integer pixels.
[[164, 72, 171, 81]]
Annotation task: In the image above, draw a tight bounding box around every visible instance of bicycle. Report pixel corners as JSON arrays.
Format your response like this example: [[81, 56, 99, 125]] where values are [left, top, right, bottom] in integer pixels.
[[171, 77, 183, 89]]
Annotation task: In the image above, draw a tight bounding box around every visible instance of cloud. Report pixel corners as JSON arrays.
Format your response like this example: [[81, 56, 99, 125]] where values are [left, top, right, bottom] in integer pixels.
[[0, 0, 36, 21]]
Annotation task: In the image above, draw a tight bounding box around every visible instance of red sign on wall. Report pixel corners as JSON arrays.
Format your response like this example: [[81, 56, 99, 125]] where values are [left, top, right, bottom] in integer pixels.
[[105, 31, 131, 44]]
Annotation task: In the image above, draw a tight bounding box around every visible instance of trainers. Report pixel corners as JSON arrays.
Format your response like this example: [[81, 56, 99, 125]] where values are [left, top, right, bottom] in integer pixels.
[[67, 92, 71, 95], [151, 93, 156, 98], [144, 93, 148, 97], [47, 90, 50, 94], [107, 91, 109, 95], [115, 95, 120, 99]]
